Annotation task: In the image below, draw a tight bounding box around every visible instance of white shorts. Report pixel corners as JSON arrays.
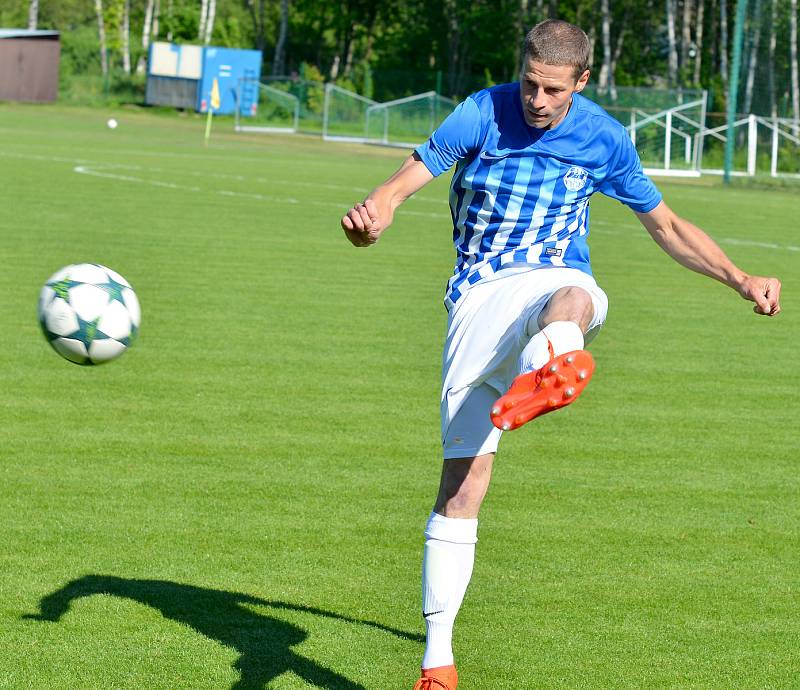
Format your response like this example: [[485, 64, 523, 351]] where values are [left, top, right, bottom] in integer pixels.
[[441, 267, 608, 459]]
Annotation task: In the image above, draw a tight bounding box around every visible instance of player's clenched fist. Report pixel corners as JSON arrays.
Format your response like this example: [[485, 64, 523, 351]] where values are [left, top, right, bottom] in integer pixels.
[[341, 199, 384, 247], [738, 275, 782, 316]]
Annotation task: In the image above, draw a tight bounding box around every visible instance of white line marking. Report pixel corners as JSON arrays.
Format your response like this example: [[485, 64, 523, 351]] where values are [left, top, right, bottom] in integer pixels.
[[73, 165, 201, 191], [592, 218, 800, 252], [0, 147, 448, 205], [71, 163, 448, 219], [2, 149, 796, 247]]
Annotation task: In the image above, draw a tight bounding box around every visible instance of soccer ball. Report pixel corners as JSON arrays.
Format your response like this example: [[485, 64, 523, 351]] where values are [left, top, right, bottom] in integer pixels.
[[38, 263, 141, 365], [107, 118, 118, 129]]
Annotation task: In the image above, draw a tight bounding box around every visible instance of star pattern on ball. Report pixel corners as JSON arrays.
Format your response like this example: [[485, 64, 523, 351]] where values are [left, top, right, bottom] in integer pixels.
[[96, 273, 130, 305], [47, 277, 82, 301], [76, 316, 110, 344]]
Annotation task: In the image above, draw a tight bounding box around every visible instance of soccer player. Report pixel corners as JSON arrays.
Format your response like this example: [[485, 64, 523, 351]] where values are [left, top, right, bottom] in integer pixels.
[[340, 19, 781, 690]]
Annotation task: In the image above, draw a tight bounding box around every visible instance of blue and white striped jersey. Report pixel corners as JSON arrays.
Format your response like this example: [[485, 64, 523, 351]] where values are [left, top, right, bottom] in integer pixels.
[[415, 84, 662, 310]]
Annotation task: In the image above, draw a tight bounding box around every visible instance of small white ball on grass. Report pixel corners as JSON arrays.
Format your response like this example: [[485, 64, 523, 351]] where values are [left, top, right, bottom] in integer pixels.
[[107, 118, 118, 129]]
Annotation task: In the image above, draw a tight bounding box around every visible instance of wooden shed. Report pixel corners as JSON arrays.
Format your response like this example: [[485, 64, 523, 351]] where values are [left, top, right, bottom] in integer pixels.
[[0, 29, 60, 103]]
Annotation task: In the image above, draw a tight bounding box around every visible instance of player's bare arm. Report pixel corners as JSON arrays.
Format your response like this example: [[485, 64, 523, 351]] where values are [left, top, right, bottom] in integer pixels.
[[341, 152, 434, 247], [635, 201, 782, 316]]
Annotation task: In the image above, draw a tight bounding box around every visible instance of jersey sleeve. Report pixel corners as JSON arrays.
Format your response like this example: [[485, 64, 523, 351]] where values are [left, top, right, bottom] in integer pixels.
[[597, 132, 662, 213], [415, 97, 484, 176]]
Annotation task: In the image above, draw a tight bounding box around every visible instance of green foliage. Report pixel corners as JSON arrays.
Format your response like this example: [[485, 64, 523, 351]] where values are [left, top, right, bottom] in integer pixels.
[[158, 0, 200, 42], [212, 13, 247, 50], [60, 25, 103, 77], [5, 0, 800, 112], [299, 62, 326, 113], [0, 5, 26, 27]]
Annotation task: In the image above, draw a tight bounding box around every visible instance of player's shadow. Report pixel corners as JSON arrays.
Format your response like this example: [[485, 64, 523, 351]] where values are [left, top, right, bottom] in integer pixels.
[[24, 575, 422, 690]]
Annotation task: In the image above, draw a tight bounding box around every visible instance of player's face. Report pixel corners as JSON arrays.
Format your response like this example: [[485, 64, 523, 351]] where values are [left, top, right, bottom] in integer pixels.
[[519, 59, 590, 130]]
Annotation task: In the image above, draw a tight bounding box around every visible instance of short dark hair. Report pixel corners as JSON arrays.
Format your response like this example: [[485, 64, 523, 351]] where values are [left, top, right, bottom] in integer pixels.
[[523, 19, 590, 80]]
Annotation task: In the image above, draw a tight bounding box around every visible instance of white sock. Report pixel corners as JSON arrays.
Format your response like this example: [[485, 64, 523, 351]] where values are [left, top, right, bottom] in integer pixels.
[[421, 512, 478, 669], [517, 320, 584, 375]]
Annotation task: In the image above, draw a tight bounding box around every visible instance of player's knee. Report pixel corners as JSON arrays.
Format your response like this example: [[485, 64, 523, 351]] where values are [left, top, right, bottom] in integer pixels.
[[539, 286, 594, 332]]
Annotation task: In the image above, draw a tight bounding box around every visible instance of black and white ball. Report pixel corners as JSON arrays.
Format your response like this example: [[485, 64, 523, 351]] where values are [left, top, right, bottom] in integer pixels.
[[38, 263, 141, 365]]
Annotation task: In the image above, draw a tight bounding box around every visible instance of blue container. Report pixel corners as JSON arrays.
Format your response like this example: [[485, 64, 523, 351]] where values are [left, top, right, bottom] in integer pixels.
[[197, 47, 262, 115]]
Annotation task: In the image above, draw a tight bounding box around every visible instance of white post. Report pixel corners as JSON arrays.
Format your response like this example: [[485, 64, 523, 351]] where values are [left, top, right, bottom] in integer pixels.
[[630, 110, 636, 147], [383, 108, 389, 144], [322, 83, 331, 139], [695, 89, 708, 171], [747, 114, 757, 176], [771, 117, 779, 177], [665, 111, 672, 170]]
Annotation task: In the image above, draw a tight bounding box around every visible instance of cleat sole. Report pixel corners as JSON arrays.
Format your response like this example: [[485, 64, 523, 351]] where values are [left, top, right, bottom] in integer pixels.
[[490, 349, 595, 431]]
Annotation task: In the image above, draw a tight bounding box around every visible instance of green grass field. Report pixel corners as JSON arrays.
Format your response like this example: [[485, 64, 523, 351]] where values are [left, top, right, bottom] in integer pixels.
[[0, 103, 798, 690]]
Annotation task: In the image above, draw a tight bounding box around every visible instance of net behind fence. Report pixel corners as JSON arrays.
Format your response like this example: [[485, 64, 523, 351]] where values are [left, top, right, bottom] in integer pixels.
[[322, 84, 378, 142], [231, 75, 797, 179], [235, 80, 299, 133], [261, 77, 327, 132], [365, 92, 457, 147]]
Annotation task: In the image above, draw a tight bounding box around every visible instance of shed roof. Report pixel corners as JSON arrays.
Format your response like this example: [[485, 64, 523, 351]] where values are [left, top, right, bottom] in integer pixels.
[[0, 29, 60, 39]]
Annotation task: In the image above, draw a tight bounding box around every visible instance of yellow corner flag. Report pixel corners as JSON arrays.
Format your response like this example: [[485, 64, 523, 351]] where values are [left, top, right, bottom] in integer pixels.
[[210, 78, 221, 111], [204, 78, 221, 145]]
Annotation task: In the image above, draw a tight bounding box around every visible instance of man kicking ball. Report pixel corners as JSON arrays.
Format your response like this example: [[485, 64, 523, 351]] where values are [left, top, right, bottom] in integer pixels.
[[340, 19, 781, 690]]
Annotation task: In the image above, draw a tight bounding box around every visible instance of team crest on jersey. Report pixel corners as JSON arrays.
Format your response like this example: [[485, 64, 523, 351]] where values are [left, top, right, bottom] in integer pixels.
[[563, 166, 588, 191]]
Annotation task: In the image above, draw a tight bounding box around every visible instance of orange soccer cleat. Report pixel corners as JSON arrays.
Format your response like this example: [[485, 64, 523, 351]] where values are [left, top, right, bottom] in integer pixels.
[[413, 665, 458, 690], [491, 349, 595, 431]]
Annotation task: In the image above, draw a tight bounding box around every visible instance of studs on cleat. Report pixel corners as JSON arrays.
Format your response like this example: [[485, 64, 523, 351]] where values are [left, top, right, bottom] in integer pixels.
[[548, 364, 558, 373], [565, 355, 575, 364], [502, 422, 511, 431], [492, 406, 501, 415], [564, 387, 575, 398], [578, 371, 587, 381]]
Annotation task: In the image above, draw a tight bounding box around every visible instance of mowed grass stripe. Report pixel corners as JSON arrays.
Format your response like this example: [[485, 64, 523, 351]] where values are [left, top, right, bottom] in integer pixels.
[[0, 103, 797, 689]]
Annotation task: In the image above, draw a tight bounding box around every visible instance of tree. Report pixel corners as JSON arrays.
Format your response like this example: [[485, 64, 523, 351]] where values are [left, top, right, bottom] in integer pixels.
[[597, 0, 616, 98], [273, 0, 289, 75], [95, 0, 109, 79], [137, 0, 157, 74], [199, 0, 209, 41], [693, 0, 705, 85], [681, 0, 693, 77], [121, 0, 131, 74], [245, 0, 267, 53], [666, 0, 679, 86], [27, 0, 38, 30], [768, 0, 777, 117], [743, 0, 762, 114], [719, 0, 729, 100], [204, 0, 217, 44], [791, 0, 799, 133]]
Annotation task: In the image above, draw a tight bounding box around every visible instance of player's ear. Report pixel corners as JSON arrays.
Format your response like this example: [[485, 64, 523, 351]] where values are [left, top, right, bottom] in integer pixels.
[[573, 69, 590, 93]]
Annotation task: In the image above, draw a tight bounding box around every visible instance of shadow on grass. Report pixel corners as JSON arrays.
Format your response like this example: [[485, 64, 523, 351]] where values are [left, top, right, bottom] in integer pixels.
[[24, 575, 422, 689]]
